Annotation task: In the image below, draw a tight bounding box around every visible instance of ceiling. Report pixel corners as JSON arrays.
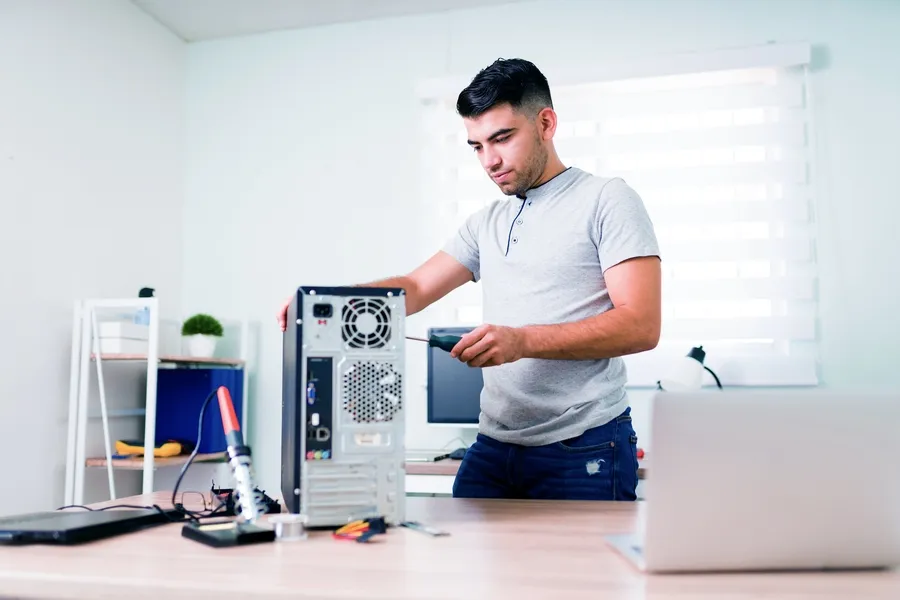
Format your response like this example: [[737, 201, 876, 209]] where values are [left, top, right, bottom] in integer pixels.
[[131, 0, 530, 42]]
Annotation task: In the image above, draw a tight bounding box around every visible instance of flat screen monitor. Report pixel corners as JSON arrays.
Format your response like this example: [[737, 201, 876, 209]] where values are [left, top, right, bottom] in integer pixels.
[[426, 326, 482, 427]]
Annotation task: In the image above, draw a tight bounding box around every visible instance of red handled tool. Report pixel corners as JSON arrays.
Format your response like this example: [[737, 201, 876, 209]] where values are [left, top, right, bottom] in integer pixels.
[[217, 386, 243, 447], [216, 386, 261, 523], [333, 517, 387, 543]]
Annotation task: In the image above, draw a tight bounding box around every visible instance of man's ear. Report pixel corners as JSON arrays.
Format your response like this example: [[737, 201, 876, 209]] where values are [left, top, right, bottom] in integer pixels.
[[537, 107, 557, 140]]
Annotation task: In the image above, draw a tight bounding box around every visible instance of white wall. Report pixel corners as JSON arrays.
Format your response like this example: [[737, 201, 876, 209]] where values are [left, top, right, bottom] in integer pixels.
[[0, 0, 185, 514], [183, 0, 900, 493]]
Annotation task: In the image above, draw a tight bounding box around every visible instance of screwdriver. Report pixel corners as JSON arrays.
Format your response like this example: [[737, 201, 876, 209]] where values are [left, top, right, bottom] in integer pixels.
[[406, 334, 462, 353]]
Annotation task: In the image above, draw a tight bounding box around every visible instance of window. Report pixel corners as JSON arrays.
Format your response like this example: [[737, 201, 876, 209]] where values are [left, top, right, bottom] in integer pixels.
[[417, 44, 817, 386]]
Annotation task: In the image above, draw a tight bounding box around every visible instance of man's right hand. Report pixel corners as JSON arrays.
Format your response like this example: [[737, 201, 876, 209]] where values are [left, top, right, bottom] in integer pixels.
[[277, 296, 291, 332]]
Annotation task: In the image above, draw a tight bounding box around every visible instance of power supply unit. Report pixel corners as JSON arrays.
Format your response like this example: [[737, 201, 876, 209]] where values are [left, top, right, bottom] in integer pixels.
[[282, 286, 406, 528]]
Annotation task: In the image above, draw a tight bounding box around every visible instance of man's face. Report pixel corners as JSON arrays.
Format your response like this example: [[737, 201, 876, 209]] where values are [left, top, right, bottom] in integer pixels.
[[464, 103, 550, 197]]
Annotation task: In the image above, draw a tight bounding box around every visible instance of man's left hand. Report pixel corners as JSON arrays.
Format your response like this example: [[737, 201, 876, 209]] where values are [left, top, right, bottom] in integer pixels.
[[450, 324, 526, 367]]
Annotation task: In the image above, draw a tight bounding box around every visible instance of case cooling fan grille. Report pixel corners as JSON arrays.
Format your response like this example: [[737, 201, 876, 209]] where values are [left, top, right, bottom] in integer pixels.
[[341, 361, 403, 423], [341, 297, 391, 349]]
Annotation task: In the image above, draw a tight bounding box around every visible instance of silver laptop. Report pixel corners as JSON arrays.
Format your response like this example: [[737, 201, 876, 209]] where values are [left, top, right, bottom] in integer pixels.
[[607, 389, 900, 573]]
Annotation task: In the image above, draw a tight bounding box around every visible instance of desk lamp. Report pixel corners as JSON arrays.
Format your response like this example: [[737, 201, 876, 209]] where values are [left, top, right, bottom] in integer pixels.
[[656, 346, 722, 391]]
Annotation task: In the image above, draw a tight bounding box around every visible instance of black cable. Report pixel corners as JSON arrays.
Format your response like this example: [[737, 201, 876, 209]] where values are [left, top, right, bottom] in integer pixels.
[[56, 503, 179, 521], [171, 388, 218, 521], [58, 504, 160, 511]]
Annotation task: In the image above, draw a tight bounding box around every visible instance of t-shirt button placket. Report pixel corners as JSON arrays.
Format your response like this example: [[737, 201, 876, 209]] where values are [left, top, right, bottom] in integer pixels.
[[512, 205, 525, 246]]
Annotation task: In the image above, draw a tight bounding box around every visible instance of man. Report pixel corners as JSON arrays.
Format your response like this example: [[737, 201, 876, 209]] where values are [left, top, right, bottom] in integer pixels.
[[278, 58, 661, 501]]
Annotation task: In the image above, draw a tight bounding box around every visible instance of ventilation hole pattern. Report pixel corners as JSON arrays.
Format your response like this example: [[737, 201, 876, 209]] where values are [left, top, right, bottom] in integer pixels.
[[342, 361, 403, 423], [341, 297, 391, 349]]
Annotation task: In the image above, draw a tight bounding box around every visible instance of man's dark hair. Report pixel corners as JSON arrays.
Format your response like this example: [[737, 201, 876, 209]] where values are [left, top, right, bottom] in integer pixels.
[[456, 58, 553, 119]]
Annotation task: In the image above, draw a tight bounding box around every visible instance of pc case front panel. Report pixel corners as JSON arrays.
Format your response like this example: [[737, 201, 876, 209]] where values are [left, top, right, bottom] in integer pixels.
[[282, 286, 406, 528]]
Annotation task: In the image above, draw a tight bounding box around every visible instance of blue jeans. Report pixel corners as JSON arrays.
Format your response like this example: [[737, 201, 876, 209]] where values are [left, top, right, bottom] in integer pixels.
[[452, 408, 639, 501]]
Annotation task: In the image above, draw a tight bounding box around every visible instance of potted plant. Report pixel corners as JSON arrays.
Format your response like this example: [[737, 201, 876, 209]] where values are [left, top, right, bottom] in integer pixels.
[[181, 313, 224, 358]]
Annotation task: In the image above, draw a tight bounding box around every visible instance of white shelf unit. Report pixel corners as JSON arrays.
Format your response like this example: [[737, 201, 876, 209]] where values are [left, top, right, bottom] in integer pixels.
[[64, 297, 254, 506]]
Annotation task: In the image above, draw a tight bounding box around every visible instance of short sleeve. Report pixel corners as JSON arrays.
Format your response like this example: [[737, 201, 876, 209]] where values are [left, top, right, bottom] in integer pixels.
[[441, 208, 484, 282], [596, 178, 661, 272]]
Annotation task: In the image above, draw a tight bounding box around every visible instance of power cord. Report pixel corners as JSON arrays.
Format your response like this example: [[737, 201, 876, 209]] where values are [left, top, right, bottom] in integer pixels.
[[442, 437, 470, 450], [58, 503, 166, 512], [171, 388, 229, 522], [56, 503, 180, 522]]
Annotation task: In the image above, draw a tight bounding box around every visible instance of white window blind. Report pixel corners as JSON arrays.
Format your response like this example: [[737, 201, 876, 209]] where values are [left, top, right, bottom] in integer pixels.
[[418, 45, 817, 387]]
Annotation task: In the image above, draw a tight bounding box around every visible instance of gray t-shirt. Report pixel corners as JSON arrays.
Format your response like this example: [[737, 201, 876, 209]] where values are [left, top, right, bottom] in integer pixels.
[[442, 167, 660, 446]]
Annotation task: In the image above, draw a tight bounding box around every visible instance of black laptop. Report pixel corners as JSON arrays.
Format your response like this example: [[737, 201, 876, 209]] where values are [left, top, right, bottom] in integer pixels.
[[0, 508, 183, 545]]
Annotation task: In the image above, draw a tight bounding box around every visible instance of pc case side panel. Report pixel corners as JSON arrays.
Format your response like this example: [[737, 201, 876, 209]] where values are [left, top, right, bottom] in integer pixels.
[[281, 290, 304, 514], [387, 293, 407, 525]]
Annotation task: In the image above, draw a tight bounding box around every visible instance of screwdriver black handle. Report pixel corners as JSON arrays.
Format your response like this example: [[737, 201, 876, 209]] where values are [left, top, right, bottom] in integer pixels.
[[429, 335, 461, 352]]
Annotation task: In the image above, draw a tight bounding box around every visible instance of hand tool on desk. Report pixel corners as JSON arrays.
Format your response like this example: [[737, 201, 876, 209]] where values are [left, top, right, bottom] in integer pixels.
[[406, 334, 462, 353], [400, 520, 450, 537]]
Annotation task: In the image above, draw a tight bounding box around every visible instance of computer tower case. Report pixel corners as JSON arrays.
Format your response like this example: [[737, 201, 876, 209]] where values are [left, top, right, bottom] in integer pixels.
[[282, 286, 406, 527]]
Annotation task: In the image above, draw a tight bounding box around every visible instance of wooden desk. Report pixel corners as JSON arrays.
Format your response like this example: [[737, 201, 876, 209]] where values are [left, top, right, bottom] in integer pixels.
[[1, 492, 897, 599]]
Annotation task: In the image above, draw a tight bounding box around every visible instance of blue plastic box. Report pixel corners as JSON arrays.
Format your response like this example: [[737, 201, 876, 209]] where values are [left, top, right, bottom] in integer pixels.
[[155, 368, 244, 454]]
